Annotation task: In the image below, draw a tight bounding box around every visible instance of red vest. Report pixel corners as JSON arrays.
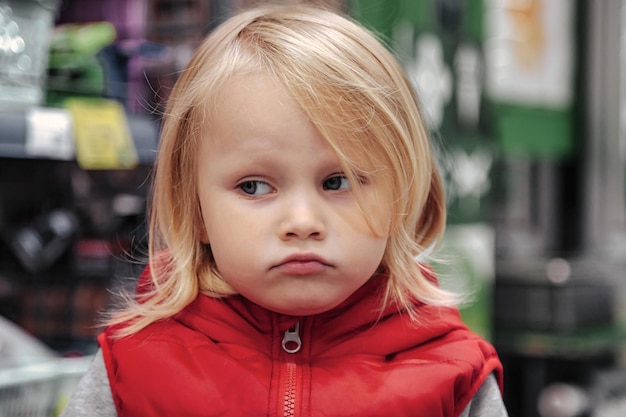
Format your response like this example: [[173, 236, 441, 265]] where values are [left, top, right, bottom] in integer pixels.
[[100, 270, 503, 417]]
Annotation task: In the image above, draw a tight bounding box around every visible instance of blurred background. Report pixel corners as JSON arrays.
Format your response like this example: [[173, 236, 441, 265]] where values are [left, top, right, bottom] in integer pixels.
[[0, 0, 625, 416]]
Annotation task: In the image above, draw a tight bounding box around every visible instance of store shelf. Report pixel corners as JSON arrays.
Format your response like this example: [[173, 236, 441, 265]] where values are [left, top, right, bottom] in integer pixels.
[[0, 108, 159, 164], [495, 324, 626, 359]]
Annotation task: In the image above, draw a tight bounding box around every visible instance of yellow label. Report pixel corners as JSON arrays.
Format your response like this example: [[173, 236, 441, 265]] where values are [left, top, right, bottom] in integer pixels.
[[66, 98, 138, 169]]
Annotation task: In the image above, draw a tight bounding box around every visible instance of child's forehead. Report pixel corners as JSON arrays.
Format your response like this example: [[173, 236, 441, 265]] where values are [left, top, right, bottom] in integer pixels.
[[193, 63, 394, 164], [201, 79, 380, 167], [206, 72, 296, 120]]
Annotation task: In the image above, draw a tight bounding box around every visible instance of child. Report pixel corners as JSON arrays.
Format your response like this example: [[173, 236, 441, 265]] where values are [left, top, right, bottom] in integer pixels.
[[62, 4, 508, 417]]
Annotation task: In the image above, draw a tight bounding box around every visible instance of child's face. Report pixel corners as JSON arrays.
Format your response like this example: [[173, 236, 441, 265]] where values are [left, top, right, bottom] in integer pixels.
[[196, 73, 390, 316]]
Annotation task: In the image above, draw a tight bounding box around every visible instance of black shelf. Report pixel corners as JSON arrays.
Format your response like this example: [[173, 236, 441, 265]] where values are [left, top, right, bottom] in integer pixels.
[[0, 109, 159, 164]]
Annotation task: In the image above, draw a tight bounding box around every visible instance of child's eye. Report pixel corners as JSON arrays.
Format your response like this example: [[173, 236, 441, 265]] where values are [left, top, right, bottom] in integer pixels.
[[239, 180, 273, 195], [323, 175, 350, 191]]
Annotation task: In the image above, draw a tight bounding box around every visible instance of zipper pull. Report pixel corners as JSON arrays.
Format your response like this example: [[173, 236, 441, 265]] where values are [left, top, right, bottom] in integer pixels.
[[281, 322, 302, 354]]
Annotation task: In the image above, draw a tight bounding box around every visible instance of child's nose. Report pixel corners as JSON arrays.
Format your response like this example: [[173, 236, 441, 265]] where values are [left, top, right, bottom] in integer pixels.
[[278, 193, 327, 240]]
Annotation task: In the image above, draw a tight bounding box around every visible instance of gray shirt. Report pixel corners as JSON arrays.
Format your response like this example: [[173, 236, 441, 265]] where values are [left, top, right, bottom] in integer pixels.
[[61, 350, 509, 416]]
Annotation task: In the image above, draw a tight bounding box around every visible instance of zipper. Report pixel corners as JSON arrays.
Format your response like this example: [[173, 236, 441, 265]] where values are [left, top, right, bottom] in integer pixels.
[[281, 322, 302, 354], [280, 322, 302, 417], [283, 360, 298, 416]]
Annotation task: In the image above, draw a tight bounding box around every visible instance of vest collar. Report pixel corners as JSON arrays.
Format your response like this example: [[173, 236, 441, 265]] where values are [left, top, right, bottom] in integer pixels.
[[173, 274, 468, 359]]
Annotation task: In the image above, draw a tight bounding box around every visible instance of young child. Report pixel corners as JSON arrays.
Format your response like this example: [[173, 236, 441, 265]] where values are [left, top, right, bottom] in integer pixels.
[[62, 4, 508, 417]]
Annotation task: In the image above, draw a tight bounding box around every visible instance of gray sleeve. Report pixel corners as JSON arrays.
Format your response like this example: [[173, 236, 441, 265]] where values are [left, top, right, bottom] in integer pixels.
[[59, 349, 118, 417], [459, 373, 509, 417]]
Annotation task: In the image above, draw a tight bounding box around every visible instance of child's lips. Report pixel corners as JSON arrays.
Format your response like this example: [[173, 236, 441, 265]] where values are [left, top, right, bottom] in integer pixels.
[[273, 255, 331, 275]]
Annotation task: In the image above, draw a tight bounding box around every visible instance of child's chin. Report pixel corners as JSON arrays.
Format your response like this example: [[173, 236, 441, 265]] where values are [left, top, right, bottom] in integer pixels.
[[268, 300, 340, 317]]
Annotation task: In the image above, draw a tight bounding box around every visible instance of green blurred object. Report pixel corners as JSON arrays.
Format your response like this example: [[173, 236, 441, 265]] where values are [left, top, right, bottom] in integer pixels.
[[494, 325, 626, 359], [351, 0, 483, 41], [46, 22, 116, 104], [493, 104, 574, 159], [50, 22, 117, 58]]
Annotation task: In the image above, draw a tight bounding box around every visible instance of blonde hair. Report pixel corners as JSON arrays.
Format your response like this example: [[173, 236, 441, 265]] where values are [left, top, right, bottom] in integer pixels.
[[108, 3, 454, 336]]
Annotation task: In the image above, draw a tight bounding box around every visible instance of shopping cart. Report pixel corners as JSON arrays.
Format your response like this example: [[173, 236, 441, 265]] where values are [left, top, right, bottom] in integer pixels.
[[0, 314, 91, 417], [0, 355, 91, 417]]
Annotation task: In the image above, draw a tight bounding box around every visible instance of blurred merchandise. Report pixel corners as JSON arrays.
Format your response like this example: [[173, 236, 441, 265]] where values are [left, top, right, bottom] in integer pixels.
[[494, 258, 614, 333], [51, 0, 210, 115], [146, 0, 209, 46], [98, 39, 170, 113], [538, 368, 626, 417], [46, 21, 116, 104], [489, 0, 626, 415], [18, 281, 109, 348], [7, 208, 78, 274], [0, 0, 60, 109], [65, 98, 138, 170], [0, 129, 152, 350], [484, 0, 576, 159]]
